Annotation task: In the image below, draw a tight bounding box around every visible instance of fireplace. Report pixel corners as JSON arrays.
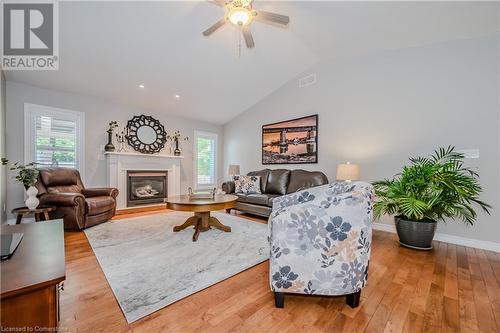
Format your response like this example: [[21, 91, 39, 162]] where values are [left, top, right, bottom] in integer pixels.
[[127, 170, 168, 207]]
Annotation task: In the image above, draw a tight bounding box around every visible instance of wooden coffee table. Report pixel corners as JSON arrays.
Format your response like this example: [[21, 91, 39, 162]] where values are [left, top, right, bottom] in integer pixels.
[[165, 194, 238, 242]]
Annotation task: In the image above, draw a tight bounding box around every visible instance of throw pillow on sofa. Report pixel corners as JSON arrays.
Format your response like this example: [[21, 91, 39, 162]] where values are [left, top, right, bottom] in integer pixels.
[[233, 175, 262, 194]]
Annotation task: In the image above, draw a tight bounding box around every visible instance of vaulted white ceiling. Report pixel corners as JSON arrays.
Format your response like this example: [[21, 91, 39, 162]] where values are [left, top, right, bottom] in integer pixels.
[[5, 1, 499, 124]]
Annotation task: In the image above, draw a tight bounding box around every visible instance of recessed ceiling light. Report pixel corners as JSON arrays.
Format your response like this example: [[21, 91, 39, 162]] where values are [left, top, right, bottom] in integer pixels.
[[175, 94, 180, 99], [138, 84, 145, 88]]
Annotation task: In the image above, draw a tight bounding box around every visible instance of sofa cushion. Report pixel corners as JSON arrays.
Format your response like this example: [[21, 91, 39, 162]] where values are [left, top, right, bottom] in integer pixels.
[[86, 196, 115, 215], [247, 169, 270, 193], [235, 193, 248, 203], [266, 169, 290, 195], [233, 175, 261, 194], [286, 170, 329, 194], [244, 194, 269, 206], [266, 194, 280, 207]]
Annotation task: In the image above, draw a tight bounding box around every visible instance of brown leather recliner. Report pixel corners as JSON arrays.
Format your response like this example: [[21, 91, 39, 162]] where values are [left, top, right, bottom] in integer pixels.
[[35, 168, 119, 230]]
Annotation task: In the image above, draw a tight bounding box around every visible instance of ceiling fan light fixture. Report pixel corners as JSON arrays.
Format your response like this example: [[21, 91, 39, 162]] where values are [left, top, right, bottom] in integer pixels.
[[203, 0, 290, 49], [228, 7, 252, 26]]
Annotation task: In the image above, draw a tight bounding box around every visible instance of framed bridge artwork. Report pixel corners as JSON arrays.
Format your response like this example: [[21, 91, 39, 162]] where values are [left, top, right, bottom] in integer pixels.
[[262, 115, 318, 164]]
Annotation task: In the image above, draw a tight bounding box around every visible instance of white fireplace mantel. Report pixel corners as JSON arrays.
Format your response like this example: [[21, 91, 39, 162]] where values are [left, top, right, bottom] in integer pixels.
[[104, 151, 184, 159], [105, 152, 183, 209]]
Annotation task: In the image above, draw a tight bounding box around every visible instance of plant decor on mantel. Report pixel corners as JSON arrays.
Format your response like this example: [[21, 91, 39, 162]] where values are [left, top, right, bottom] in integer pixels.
[[167, 131, 189, 156], [1, 158, 40, 210], [372, 146, 491, 250], [105, 121, 119, 152]]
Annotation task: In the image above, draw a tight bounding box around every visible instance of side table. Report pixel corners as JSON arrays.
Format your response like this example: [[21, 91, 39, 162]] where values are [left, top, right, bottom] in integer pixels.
[[11, 206, 56, 224]]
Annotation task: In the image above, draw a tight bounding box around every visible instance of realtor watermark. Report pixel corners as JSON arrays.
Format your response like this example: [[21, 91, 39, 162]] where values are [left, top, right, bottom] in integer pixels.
[[1, 0, 59, 70]]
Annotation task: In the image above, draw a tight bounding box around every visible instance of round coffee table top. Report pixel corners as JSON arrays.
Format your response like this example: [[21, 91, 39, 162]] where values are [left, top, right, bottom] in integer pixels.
[[165, 194, 238, 212], [12, 206, 56, 214]]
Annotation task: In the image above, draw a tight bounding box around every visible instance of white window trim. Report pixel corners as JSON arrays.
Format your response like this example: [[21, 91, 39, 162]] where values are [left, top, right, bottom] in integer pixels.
[[24, 103, 86, 181], [193, 130, 218, 190]]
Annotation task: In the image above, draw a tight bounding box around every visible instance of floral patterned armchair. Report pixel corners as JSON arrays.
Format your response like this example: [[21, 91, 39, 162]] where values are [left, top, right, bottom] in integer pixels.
[[268, 181, 374, 308]]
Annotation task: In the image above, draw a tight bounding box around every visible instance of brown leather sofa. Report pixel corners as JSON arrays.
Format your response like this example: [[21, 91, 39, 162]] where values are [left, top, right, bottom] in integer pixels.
[[35, 168, 118, 230], [222, 169, 328, 217]]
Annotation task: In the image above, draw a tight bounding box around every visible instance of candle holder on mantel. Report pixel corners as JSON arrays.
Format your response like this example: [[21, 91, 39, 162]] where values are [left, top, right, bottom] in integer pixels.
[[115, 126, 129, 152]]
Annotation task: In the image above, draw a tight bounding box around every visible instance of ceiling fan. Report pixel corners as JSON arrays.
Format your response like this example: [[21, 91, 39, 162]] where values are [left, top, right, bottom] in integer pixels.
[[202, 0, 290, 48]]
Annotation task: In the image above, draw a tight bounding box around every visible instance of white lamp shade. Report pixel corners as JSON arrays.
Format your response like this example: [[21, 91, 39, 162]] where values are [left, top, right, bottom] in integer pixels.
[[228, 164, 240, 176], [336, 163, 360, 181]]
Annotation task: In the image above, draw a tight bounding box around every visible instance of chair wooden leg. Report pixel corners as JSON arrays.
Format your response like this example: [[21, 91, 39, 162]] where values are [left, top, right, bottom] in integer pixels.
[[346, 290, 361, 308], [274, 292, 285, 308]]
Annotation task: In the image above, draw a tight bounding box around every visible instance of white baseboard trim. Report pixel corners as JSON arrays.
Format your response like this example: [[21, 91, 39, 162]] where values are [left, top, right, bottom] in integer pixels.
[[372, 222, 500, 253]]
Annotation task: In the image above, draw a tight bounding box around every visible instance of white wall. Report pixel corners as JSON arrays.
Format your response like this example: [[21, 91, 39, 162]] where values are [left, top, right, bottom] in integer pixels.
[[223, 36, 500, 244], [0, 71, 6, 223], [5, 82, 223, 216]]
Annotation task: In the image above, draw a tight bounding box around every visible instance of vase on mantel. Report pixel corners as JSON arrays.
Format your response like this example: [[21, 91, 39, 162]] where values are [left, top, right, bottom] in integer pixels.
[[25, 186, 39, 210], [105, 129, 115, 152], [174, 139, 181, 156]]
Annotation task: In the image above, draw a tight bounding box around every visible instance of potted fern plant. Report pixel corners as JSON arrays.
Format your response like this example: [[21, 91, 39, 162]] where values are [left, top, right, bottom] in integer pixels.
[[373, 146, 491, 250]]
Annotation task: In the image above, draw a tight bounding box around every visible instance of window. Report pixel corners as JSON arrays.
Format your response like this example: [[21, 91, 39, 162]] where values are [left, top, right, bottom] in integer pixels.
[[194, 131, 217, 189], [24, 103, 85, 178]]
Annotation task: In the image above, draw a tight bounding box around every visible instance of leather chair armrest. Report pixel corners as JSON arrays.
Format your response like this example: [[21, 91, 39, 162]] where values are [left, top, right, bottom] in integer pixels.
[[39, 192, 86, 207], [82, 187, 119, 198], [222, 181, 235, 194]]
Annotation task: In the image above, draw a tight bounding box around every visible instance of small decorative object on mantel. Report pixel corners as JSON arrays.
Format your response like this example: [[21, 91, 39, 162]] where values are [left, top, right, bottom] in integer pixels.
[[187, 187, 216, 199], [126, 115, 167, 154], [105, 121, 119, 152], [115, 125, 129, 152], [1, 158, 40, 210], [167, 130, 189, 156]]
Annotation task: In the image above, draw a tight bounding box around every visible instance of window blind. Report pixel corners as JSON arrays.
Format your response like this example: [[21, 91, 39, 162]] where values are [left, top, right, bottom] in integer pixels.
[[33, 114, 78, 168], [196, 133, 216, 188]]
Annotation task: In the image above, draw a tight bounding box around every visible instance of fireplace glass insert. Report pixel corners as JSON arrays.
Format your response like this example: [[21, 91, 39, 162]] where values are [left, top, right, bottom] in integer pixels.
[[127, 171, 168, 206]]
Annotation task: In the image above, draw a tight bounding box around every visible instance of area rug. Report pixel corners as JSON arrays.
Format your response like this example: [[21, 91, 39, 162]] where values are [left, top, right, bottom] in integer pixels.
[[84, 211, 269, 323]]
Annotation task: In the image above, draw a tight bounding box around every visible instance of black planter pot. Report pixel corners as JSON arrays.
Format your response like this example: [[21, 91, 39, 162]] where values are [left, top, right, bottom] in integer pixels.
[[394, 216, 437, 250]]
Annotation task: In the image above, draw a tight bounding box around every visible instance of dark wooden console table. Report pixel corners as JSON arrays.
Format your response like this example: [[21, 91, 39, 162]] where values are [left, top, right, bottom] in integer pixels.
[[1, 220, 65, 330]]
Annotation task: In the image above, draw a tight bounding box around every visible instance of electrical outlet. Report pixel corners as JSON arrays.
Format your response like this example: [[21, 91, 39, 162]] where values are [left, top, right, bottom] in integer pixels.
[[457, 149, 480, 159]]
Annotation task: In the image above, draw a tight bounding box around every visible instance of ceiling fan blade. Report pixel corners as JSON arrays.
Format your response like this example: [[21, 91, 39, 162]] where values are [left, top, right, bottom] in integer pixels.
[[254, 10, 290, 26], [202, 18, 226, 36], [242, 27, 255, 48]]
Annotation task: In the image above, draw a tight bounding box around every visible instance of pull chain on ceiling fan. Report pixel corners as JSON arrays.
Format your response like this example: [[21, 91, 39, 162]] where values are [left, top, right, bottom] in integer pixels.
[[202, 0, 290, 49]]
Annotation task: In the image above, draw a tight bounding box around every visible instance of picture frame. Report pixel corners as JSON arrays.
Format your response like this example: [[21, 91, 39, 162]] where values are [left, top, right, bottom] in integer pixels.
[[262, 114, 318, 165]]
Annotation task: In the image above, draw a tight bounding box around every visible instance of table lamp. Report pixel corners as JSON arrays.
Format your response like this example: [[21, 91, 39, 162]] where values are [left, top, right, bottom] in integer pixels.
[[336, 162, 360, 182], [228, 164, 240, 178]]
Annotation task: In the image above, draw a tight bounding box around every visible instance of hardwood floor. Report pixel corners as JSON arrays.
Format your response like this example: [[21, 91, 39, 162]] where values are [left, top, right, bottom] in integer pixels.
[[60, 210, 500, 332]]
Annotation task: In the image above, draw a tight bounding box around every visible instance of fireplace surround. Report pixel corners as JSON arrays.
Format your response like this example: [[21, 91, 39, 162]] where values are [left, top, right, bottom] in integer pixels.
[[127, 171, 168, 206], [105, 152, 182, 210]]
